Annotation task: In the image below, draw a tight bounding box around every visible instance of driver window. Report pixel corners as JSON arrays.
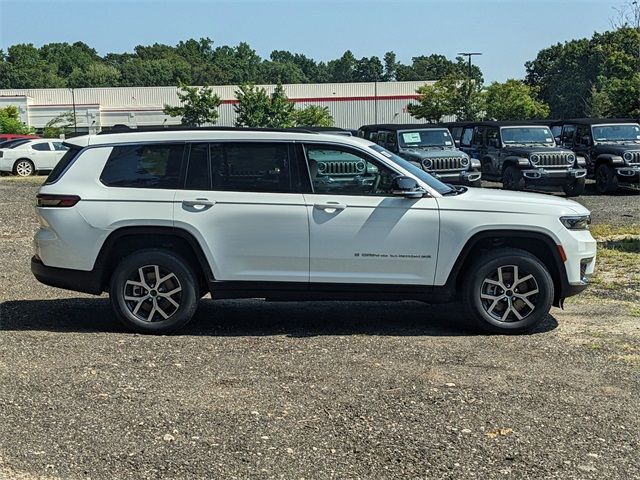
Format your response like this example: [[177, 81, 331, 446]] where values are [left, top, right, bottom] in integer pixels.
[[305, 145, 398, 196]]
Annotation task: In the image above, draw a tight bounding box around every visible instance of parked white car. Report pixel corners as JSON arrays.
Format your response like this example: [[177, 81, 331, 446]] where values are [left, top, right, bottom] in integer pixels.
[[0, 138, 69, 176], [31, 129, 597, 334]]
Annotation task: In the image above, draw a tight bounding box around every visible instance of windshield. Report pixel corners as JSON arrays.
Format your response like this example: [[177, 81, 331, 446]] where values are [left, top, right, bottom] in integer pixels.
[[592, 124, 640, 142], [398, 129, 454, 148], [369, 144, 454, 195], [501, 127, 555, 145]]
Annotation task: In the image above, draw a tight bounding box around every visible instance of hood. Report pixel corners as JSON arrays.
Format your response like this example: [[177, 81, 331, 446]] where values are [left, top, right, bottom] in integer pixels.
[[593, 143, 640, 155], [401, 148, 467, 160], [503, 146, 571, 156], [436, 187, 589, 217]]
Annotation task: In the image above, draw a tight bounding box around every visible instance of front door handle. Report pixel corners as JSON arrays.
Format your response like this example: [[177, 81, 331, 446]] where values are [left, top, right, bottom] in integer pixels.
[[182, 198, 216, 207], [314, 202, 347, 212]]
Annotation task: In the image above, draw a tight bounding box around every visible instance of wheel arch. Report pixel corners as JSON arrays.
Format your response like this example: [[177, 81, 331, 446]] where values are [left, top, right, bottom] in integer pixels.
[[94, 226, 214, 293], [444, 230, 568, 307]]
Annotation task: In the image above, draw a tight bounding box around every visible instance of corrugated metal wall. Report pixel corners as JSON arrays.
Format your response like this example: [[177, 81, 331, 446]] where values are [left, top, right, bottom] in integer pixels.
[[0, 81, 440, 130]]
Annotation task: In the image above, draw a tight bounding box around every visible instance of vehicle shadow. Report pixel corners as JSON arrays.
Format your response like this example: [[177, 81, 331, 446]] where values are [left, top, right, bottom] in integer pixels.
[[0, 297, 558, 337]]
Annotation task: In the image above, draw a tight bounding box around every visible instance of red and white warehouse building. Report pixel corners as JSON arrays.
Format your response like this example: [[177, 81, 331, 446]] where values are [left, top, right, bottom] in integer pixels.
[[0, 81, 435, 134]]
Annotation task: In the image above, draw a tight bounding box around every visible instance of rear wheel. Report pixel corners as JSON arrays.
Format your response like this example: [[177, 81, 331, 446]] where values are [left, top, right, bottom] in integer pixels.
[[109, 249, 199, 334], [595, 163, 618, 194], [462, 249, 554, 334], [563, 177, 586, 197], [502, 165, 525, 190], [14, 159, 34, 177]]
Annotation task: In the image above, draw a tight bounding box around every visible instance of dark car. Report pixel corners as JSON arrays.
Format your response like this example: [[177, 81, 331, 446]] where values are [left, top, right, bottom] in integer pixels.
[[557, 118, 640, 193], [358, 124, 482, 186], [457, 121, 587, 196]]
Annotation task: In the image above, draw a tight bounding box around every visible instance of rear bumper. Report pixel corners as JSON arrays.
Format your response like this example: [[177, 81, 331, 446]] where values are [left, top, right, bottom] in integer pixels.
[[31, 256, 103, 295]]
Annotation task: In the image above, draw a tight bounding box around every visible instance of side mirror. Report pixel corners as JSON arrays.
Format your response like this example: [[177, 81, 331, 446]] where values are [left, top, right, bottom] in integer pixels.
[[391, 176, 424, 198], [581, 135, 591, 145]]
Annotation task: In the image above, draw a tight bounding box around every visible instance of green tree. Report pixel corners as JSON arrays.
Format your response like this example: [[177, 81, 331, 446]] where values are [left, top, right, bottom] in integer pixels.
[[383, 51, 398, 81], [0, 106, 33, 134], [396, 54, 483, 83], [163, 82, 221, 126], [234, 82, 295, 127], [408, 76, 484, 122], [43, 111, 76, 138], [68, 63, 121, 88], [327, 51, 357, 82], [294, 105, 334, 127], [484, 79, 550, 120], [596, 73, 640, 117]]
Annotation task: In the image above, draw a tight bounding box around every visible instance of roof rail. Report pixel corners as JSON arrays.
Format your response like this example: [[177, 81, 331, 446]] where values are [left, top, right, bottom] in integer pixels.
[[97, 125, 323, 135]]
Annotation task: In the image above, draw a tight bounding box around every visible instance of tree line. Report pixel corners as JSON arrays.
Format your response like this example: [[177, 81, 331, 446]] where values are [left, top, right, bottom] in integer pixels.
[[0, 39, 481, 89]]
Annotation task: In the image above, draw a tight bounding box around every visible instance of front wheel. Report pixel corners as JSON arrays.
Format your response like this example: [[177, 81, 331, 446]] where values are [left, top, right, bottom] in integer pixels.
[[109, 249, 199, 334], [502, 165, 525, 190], [563, 177, 586, 197], [462, 248, 554, 334], [595, 163, 618, 194]]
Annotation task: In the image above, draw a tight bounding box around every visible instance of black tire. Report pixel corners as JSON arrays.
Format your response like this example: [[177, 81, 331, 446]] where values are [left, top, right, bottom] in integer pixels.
[[13, 159, 35, 177], [502, 165, 525, 191], [462, 248, 554, 334], [109, 249, 199, 334], [595, 163, 618, 194], [562, 177, 586, 197]]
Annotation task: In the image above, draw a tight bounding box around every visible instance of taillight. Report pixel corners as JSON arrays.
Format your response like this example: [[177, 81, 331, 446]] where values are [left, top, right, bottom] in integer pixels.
[[36, 194, 81, 207]]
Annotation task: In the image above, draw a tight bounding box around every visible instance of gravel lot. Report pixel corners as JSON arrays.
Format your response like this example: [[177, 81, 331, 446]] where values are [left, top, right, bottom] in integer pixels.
[[1, 178, 639, 480]]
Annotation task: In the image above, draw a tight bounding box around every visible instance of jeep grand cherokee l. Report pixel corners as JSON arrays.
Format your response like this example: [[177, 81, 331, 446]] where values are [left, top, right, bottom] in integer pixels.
[[32, 128, 596, 334]]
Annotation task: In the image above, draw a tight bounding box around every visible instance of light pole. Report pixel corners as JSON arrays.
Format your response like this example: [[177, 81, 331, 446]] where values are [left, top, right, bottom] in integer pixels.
[[70, 87, 77, 133], [457, 52, 482, 119]]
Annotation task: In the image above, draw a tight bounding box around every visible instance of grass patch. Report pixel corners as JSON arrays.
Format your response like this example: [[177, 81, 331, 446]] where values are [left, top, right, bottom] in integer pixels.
[[590, 224, 640, 240], [0, 175, 46, 186]]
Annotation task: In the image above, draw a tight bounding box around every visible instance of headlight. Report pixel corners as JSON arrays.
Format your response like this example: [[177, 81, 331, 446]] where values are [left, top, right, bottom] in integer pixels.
[[623, 151, 633, 162], [567, 154, 575, 164], [422, 159, 432, 169], [460, 157, 469, 167], [356, 160, 366, 172], [317, 162, 326, 173], [560, 215, 591, 230], [530, 154, 540, 165]]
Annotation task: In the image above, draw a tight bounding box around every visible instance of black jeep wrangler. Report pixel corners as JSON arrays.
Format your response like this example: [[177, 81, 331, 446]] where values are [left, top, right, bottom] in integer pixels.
[[558, 118, 640, 193], [456, 121, 587, 196], [358, 124, 482, 186]]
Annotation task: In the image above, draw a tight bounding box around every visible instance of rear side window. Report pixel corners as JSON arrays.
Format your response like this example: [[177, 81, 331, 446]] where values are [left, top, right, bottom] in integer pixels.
[[101, 143, 184, 189], [45, 145, 83, 184], [460, 128, 473, 147], [32, 142, 51, 151]]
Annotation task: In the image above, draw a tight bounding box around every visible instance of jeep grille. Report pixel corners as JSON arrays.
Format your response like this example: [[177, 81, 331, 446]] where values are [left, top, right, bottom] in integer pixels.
[[626, 151, 640, 164], [534, 152, 573, 168], [424, 156, 464, 171], [317, 161, 366, 176]]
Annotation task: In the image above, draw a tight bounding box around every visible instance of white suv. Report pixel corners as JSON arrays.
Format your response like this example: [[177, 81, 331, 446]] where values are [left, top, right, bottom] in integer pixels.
[[0, 138, 69, 176], [31, 129, 597, 334]]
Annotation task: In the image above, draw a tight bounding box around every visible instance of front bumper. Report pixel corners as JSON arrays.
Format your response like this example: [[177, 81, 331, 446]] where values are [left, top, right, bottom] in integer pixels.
[[557, 229, 597, 298], [521, 167, 587, 186], [616, 165, 640, 183], [31, 256, 103, 295], [431, 170, 481, 185]]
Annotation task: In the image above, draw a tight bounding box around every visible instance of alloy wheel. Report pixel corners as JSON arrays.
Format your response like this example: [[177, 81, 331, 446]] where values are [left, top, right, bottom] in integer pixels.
[[123, 264, 183, 322], [480, 264, 539, 322], [15, 161, 33, 177]]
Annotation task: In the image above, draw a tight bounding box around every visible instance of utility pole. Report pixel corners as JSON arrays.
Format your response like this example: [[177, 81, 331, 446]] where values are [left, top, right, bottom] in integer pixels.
[[457, 52, 482, 119]]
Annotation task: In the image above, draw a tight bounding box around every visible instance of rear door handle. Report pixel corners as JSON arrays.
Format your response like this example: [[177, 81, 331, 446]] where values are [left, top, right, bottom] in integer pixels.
[[314, 202, 347, 212], [182, 198, 216, 207]]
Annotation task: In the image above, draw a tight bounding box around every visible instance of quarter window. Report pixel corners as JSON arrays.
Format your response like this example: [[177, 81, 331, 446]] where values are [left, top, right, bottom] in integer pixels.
[[460, 127, 473, 147], [561, 125, 576, 146], [100, 143, 184, 189], [32, 142, 51, 151], [305, 145, 397, 196], [52, 142, 68, 151]]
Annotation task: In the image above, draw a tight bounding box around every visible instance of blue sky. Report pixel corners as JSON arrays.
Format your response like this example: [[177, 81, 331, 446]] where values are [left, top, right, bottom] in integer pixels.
[[0, 0, 625, 83]]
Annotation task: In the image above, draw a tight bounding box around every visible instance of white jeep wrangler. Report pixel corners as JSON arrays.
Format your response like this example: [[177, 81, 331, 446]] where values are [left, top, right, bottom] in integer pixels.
[[32, 129, 597, 334]]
